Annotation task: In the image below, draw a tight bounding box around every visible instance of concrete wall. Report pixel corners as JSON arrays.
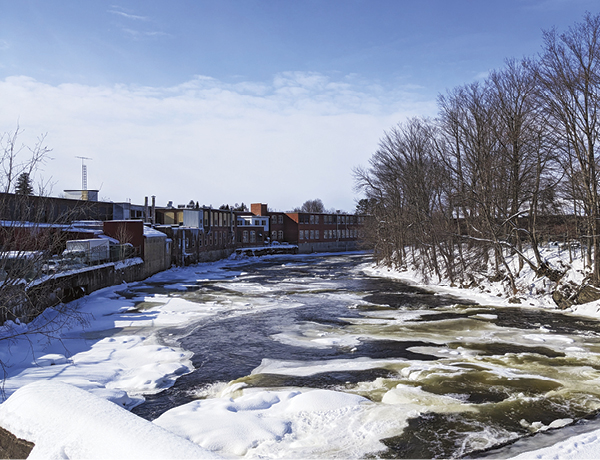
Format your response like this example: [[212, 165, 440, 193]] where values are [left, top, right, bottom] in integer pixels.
[[142, 236, 171, 278], [196, 248, 235, 263], [25, 259, 145, 321]]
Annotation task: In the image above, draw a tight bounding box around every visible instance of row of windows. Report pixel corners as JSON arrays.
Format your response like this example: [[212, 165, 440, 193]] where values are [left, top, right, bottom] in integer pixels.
[[298, 214, 361, 225], [271, 215, 284, 224], [184, 230, 233, 250], [271, 230, 284, 241], [206, 211, 231, 227], [299, 229, 358, 240], [237, 219, 267, 226]]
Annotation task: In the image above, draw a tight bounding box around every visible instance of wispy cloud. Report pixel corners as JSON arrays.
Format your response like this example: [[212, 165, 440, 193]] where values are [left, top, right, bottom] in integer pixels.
[[108, 6, 149, 21], [0, 40, 10, 51], [108, 5, 170, 40], [0, 73, 435, 210], [122, 29, 171, 40]]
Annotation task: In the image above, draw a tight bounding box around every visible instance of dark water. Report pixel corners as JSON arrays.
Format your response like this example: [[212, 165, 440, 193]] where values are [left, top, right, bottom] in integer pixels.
[[127, 253, 600, 458]]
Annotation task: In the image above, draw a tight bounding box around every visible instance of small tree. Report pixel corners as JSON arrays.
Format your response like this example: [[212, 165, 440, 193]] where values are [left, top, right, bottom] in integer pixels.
[[14, 172, 34, 196], [232, 203, 248, 212]]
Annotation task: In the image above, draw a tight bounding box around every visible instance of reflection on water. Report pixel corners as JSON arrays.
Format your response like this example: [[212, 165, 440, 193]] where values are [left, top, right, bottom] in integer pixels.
[[128, 253, 600, 458]]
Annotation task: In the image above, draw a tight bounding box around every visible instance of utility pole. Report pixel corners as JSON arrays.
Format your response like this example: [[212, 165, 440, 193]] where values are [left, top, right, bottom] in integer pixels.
[[75, 156, 92, 190]]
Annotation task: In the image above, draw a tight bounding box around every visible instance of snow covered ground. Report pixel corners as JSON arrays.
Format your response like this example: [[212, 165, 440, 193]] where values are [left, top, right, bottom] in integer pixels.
[[0, 250, 599, 458]]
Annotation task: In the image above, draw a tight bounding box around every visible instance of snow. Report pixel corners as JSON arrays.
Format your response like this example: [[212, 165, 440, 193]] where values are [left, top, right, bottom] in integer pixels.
[[362, 243, 600, 317], [1, 251, 600, 458], [144, 226, 168, 238], [154, 386, 410, 458], [509, 429, 600, 459], [0, 380, 216, 459]]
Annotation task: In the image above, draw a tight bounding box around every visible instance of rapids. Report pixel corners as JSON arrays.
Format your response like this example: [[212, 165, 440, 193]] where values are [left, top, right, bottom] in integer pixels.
[[128, 253, 600, 458]]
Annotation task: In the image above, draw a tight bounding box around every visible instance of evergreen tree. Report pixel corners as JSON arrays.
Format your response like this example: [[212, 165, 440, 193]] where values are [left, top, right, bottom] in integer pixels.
[[15, 172, 34, 196]]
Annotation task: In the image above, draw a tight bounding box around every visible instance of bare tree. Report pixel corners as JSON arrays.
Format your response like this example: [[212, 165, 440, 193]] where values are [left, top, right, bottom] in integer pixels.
[[354, 12, 600, 298], [0, 126, 91, 388], [295, 199, 326, 213], [536, 12, 600, 283], [354, 117, 454, 279], [0, 125, 51, 195], [488, 58, 560, 276]]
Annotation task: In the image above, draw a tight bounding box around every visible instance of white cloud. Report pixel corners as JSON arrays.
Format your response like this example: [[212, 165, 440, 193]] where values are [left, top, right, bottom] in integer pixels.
[[0, 73, 435, 211]]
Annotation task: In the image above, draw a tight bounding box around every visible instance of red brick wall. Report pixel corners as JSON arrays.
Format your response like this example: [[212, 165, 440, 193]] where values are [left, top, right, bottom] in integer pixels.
[[103, 220, 144, 250]]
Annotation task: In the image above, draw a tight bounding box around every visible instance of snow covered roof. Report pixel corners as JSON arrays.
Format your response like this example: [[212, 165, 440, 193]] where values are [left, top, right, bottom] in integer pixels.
[[98, 234, 120, 245], [144, 227, 168, 238], [0, 220, 68, 229]]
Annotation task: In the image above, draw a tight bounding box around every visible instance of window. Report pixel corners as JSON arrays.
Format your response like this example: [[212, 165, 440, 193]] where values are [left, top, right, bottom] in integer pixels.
[[278, 230, 283, 240], [243, 231, 248, 243], [310, 215, 314, 224], [299, 230, 304, 240], [271, 215, 277, 224], [272, 230, 277, 240], [315, 230, 319, 239], [262, 220, 266, 226], [315, 215, 319, 225], [310, 230, 314, 239], [278, 215, 283, 224], [250, 231, 256, 243]]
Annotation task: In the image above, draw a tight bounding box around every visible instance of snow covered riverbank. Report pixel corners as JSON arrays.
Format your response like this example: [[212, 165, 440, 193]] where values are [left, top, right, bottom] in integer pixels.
[[364, 243, 600, 319], [1, 251, 600, 459]]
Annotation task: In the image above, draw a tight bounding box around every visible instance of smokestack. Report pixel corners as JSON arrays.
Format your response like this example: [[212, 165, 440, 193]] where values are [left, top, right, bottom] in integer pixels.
[[144, 196, 149, 223], [151, 196, 156, 225]]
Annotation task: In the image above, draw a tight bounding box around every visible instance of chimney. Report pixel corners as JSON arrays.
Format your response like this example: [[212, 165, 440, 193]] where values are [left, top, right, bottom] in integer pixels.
[[151, 196, 156, 225], [251, 203, 268, 216]]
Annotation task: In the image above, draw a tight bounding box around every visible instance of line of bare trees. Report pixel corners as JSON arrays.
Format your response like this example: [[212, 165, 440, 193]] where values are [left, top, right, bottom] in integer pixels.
[[355, 13, 600, 292]]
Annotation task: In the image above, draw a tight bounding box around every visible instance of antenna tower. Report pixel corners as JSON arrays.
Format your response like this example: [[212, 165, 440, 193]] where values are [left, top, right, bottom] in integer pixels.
[[75, 156, 92, 190]]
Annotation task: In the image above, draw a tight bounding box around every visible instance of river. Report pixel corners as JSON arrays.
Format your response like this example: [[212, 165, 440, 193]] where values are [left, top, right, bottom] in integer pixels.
[[126, 252, 600, 458]]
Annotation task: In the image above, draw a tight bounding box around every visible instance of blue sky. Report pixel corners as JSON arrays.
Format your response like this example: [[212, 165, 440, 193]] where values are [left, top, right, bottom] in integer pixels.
[[0, 0, 598, 211]]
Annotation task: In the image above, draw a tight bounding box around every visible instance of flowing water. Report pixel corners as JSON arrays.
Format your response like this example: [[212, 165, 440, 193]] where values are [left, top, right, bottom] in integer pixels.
[[128, 253, 600, 458]]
